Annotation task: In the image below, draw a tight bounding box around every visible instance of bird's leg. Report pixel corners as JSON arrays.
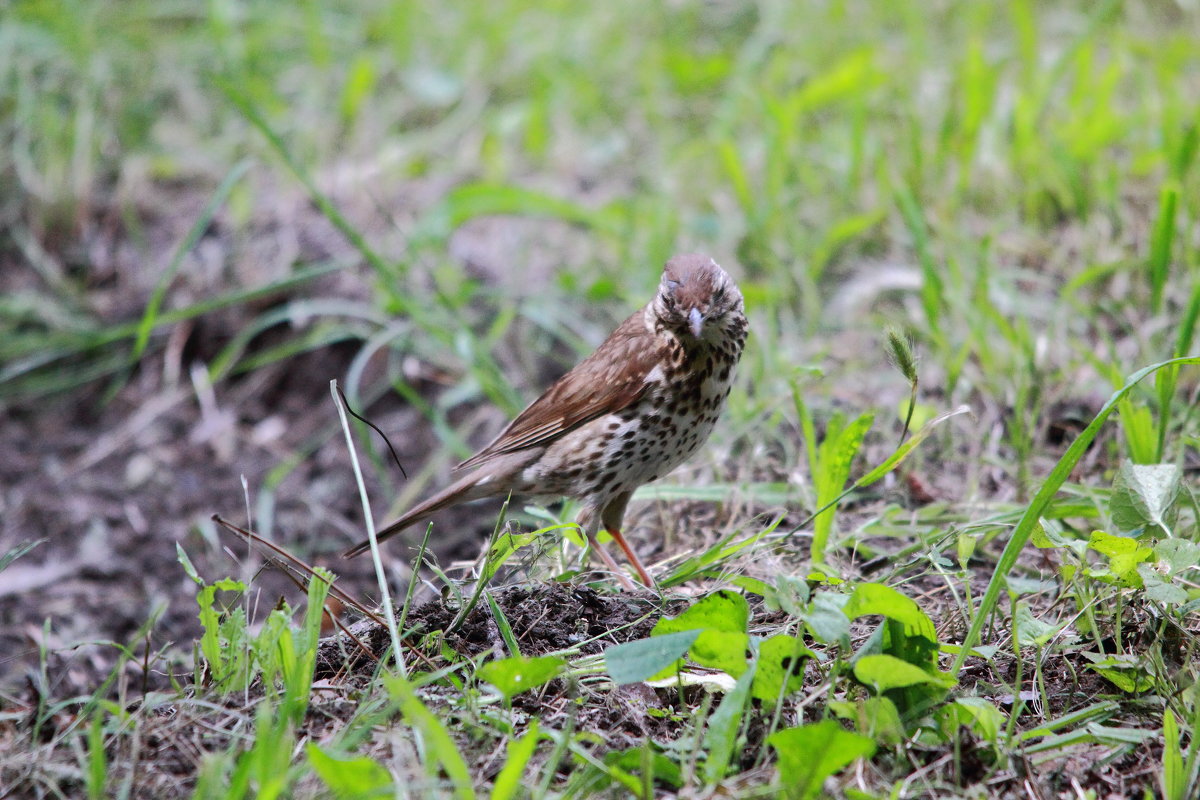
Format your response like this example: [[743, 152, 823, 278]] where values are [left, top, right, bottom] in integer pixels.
[[604, 528, 654, 587], [593, 490, 653, 587], [586, 533, 639, 591]]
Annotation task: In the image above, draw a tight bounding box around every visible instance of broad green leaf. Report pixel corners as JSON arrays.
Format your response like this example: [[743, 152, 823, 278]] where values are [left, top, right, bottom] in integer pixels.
[[829, 696, 904, 746], [804, 591, 851, 645], [1005, 576, 1057, 595], [774, 575, 811, 617], [1088, 530, 1153, 582], [937, 697, 1006, 744], [1013, 602, 1068, 647], [1081, 655, 1155, 694], [769, 720, 876, 800], [653, 590, 750, 634], [1088, 668, 1155, 694], [853, 654, 954, 692], [731, 576, 773, 600], [1110, 461, 1181, 535], [844, 584, 937, 644], [1030, 520, 1065, 549], [604, 630, 701, 685], [1136, 564, 1188, 605], [307, 744, 393, 798], [939, 643, 999, 660], [688, 631, 750, 678], [653, 590, 751, 677], [751, 635, 814, 702], [478, 656, 566, 699], [1154, 538, 1200, 574]]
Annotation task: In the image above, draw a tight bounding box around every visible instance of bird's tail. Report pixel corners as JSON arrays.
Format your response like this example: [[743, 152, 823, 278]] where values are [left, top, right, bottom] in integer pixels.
[[342, 471, 492, 558]]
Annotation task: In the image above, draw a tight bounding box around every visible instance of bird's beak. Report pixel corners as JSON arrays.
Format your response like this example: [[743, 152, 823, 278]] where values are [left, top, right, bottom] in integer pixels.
[[688, 307, 704, 338]]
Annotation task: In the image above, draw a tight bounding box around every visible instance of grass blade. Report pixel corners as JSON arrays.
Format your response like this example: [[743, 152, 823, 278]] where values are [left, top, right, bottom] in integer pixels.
[[951, 355, 1200, 676]]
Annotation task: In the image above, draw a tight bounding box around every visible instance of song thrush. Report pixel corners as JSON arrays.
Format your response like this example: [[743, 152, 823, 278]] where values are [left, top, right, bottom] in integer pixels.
[[345, 253, 748, 586]]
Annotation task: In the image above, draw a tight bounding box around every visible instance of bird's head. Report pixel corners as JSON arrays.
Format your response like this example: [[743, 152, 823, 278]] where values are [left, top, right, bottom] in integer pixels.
[[652, 254, 744, 343]]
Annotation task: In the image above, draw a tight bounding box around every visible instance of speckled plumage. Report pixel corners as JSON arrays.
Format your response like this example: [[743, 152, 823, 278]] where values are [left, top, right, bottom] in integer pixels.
[[345, 254, 748, 586]]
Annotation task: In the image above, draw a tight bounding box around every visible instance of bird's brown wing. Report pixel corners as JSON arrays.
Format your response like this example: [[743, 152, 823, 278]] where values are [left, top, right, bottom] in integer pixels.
[[456, 308, 659, 472]]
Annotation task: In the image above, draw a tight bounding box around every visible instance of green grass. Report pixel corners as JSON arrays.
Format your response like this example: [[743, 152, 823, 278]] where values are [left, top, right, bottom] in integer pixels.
[[3, 0, 1200, 797]]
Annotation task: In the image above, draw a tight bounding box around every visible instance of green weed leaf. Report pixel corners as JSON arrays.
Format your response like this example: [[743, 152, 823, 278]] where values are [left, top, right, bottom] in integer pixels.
[[1087, 531, 1153, 585], [769, 720, 876, 800], [653, 590, 751, 677], [829, 696, 904, 746], [937, 698, 1005, 745], [1154, 538, 1200, 573], [1013, 602, 1067, 647], [751, 635, 814, 702], [804, 591, 851, 645], [478, 656, 566, 700], [1109, 461, 1181, 535], [845, 583, 940, 668], [1136, 564, 1188, 605], [853, 654, 954, 692], [307, 744, 393, 798], [604, 631, 701, 684]]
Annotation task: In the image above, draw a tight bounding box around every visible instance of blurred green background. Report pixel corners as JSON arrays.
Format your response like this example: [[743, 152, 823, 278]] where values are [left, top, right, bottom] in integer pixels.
[[3, 0, 1199, 501]]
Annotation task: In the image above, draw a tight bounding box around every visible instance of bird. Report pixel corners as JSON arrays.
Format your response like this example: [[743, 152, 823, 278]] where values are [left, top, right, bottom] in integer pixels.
[[344, 253, 748, 587]]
